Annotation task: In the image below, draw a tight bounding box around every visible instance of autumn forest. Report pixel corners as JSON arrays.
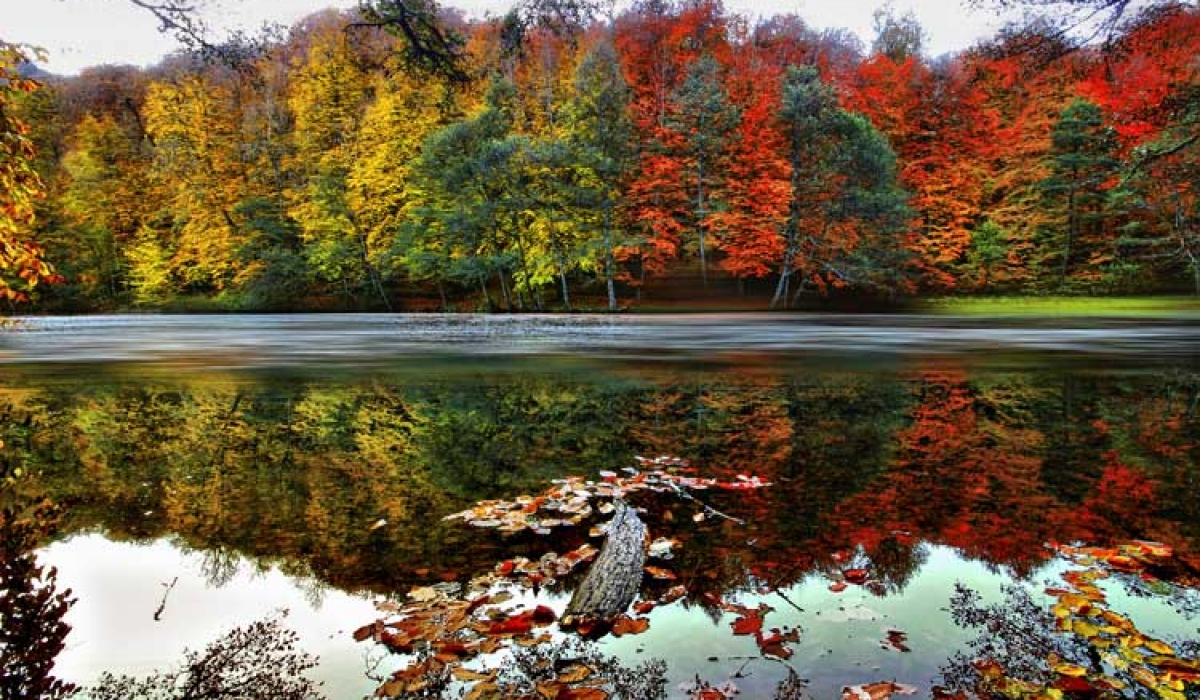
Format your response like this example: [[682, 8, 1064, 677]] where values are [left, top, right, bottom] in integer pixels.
[[3, 0, 1200, 311]]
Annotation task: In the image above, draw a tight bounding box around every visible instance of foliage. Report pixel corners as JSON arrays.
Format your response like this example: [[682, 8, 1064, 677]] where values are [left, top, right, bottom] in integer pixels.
[[0, 42, 56, 303], [6, 1, 1200, 308], [0, 423, 75, 700], [944, 541, 1200, 700], [90, 613, 322, 700]]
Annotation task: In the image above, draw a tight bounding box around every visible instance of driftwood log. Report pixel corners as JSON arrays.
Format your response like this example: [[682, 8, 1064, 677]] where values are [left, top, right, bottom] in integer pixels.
[[562, 500, 647, 625]]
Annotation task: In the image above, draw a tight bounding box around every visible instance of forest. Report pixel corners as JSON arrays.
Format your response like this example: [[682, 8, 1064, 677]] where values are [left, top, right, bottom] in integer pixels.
[[2, 0, 1199, 311]]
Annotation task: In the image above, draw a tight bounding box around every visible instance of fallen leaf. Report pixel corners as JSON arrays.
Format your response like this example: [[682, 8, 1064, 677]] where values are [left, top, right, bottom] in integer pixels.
[[730, 608, 764, 636], [556, 665, 593, 684], [407, 586, 439, 603], [557, 688, 608, 700], [452, 668, 497, 682], [842, 682, 919, 700], [843, 568, 870, 584], [883, 630, 911, 653], [611, 616, 650, 637], [644, 566, 677, 580]]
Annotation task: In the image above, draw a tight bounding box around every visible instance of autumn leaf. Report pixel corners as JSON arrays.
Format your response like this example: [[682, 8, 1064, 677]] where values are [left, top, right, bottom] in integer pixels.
[[611, 616, 650, 637], [556, 688, 607, 700], [644, 566, 677, 580], [883, 630, 910, 653], [452, 668, 498, 682], [843, 568, 870, 584], [842, 682, 918, 700], [729, 608, 764, 636]]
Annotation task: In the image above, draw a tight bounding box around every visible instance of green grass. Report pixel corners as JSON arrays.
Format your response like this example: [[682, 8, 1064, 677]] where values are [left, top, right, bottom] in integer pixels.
[[919, 296, 1200, 316]]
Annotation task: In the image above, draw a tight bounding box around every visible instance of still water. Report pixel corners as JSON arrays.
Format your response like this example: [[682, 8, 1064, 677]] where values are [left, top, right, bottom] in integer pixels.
[[4, 314, 1200, 699]]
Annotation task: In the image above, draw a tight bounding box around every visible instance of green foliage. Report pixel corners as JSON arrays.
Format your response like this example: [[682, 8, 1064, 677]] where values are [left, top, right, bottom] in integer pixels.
[[773, 66, 911, 306], [1039, 99, 1121, 288], [966, 220, 1010, 290]]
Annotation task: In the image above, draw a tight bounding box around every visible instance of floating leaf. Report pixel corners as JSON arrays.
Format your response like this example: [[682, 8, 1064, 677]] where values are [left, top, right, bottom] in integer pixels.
[[611, 615, 650, 637], [644, 565, 677, 581], [883, 630, 910, 653], [843, 568, 869, 584], [452, 667, 497, 682], [842, 681, 919, 700], [1051, 663, 1088, 677], [648, 537, 680, 559], [729, 608, 764, 636]]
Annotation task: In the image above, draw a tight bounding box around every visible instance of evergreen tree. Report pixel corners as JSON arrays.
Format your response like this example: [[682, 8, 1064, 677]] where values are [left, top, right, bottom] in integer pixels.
[[667, 54, 740, 287], [1039, 99, 1120, 287]]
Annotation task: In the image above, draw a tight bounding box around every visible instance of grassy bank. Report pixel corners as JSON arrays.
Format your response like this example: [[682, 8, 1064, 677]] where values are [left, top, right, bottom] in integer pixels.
[[919, 296, 1200, 316]]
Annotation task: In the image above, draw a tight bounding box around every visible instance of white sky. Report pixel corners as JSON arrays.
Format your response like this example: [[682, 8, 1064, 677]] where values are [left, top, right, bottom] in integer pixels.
[[7, 0, 1012, 75]]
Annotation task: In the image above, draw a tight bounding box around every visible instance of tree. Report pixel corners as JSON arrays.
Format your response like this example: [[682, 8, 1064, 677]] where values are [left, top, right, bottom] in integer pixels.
[[870, 6, 925, 62], [1115, 132, 1200, 293], [1039, 98, 1120, 287], [667, 54, 740, 287], [401, 78, 523, 309], [772, 66, 911, 307], [564, 40, 635, 310], [287, 26, 389, 308], [90, 614, 321, 700], [0, 43, 56, 304], [712, 29, 790, 289], [58, 113, 151, 304]]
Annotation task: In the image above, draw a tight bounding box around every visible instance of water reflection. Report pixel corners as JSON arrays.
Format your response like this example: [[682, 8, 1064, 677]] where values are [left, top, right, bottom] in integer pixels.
[[2, 355, 1199, 696]]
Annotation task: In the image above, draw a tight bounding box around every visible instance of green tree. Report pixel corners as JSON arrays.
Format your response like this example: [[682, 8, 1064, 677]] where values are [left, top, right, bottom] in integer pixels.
[[401, 78, 523, 309], [667, 54, 740, 287], [772, 66, 911, 307], [564, 40, 635, 310], [1038, 99, 1120, 288]]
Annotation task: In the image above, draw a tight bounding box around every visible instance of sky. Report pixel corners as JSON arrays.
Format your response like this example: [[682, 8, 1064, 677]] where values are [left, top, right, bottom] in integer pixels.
[[8, 0, 1014, 75]]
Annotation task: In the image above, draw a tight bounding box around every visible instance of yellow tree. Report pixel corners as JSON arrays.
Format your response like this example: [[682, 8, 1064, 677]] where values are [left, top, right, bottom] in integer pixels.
[[0, 43, 55, 303], [58, 114, 153, 304], [143, 73, 245, 295], [347, 69, 453, 293], [287, 25, 388, 308]]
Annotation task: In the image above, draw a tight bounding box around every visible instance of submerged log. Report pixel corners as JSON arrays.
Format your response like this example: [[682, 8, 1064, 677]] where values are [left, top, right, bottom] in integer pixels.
[[562, 500, 648, 625]]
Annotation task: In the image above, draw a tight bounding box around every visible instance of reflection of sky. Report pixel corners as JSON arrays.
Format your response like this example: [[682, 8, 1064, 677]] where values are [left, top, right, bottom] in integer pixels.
[[40, 534, 386, 695], [43, 534, 1199, 699]]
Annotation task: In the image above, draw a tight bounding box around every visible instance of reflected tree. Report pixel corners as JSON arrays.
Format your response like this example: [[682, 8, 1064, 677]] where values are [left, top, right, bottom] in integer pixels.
[[90, 613, 321, 700], [0, 456, 75, 699]]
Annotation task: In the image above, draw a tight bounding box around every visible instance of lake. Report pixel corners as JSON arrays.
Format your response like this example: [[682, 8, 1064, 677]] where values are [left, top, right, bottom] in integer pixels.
[[4, 314, 1200, 700]]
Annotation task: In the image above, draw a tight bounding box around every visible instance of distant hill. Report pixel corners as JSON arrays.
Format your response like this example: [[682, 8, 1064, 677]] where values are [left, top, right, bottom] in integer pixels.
[[17, 61, 57, 81]]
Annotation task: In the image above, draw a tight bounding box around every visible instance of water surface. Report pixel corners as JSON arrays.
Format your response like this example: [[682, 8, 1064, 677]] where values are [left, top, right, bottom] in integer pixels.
[[4, 314, 1200, 698]]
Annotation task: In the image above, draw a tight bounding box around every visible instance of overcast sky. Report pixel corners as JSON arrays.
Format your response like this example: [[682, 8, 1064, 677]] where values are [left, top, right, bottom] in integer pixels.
[[10, 0, 1013, 75]]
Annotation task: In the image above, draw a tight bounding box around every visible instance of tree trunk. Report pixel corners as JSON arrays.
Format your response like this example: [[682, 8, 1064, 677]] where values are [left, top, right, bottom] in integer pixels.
[[562, 501, 647, 625], [497, 270, 512, 311], [1061, 186, 1076, 287], [604, 211, 617, 312], [479, 273, 493, 311], [558, 253, 572, 311], [696, 159, 708, 288]]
